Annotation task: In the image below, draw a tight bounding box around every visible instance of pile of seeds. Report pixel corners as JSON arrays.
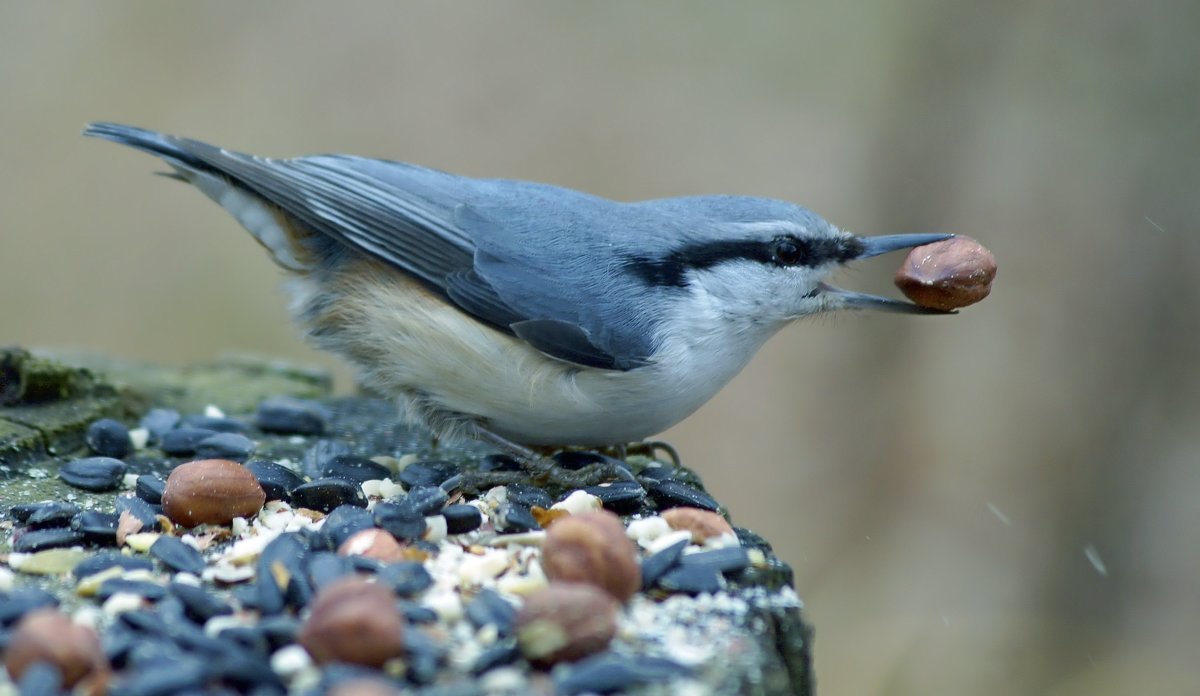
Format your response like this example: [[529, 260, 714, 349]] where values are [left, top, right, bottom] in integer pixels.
[[1, 397, 805, 695]]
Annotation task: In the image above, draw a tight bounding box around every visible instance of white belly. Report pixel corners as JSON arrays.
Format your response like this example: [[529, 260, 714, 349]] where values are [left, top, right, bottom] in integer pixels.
[[290, 259, 763, 446]]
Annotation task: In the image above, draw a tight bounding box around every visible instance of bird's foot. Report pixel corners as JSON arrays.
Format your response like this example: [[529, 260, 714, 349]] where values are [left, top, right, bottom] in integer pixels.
[[446, 428, 637, 494]]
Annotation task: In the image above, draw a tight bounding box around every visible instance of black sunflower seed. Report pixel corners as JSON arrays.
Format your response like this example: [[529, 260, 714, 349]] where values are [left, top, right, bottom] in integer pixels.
[[0, 588, 58, 627], [72, 552, 154, 579], [58, 456, 126, 492], [24, 501, 81, 529], [257, 533, 311, 614], [255, 396, 329, 435], [320, 454, 391, 485], [640, 538, 689, 590], [312, 504, 375, 550], [398, 460, 460, 489], [96, 578, 169, 602], [139, 408, 181, 445], [401, 603, 439, 624], [471, 639, 520, 675], [499, 504, 539, 533], [583, 481, 646, 514], [506, 482, 552, 509], [646, 479, 719, 512], [134, 474, 167, 505], [301, 439, 352, 478], [12, 527, 85, 552], [378, 561, 433, 597], [194, 432, 255, 461], [86, 418, 132, 458], [465, 588, 517, 636], [441, 504, 483, 534], [396, 485, 448, 517], [678, 546, 751, 575], [71, 510, 120, 545], [216, 625, 271, 656], [305, 552, 358, 591], [373, 502, 427, 541], [149, 536, 205, 575], [290, 478, 367, 512], [115, 495, 161, 531], [160, 427, 219, 456], [657, 564, 723, 595], [180, 414, 250, 433], [256, 614, 302, 652], [169, 581, 233, 623], [9, 502, 50, 524], [554, 653, 690, 695], [110, 655, 209, 696], [244, 459, 304, 503]]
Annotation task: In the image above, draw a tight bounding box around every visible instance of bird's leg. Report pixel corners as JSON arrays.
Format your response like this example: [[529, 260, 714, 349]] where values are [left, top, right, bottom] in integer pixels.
[[624, 440, 683, 467], [449, 426, 635, 493]]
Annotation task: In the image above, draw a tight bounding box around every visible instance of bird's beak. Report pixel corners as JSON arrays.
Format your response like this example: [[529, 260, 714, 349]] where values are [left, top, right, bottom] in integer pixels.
[[822, 233, 957, 315], [856, 233, 954, 259]]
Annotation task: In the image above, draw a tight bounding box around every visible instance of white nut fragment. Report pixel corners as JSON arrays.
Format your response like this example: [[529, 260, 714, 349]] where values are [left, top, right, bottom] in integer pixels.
[[361, 478, 405, 500], [204, 563, 256, 584], [101, 592, 145, 616], [626, 516, 673, 548], [423, 515, 448, 543], [646, 529, 695, 555], [486, 531, 545, 547], [123, 532, 161, 552], [551, 490, 602, 515], [270, 644, 313, 679], [497, 564, 549, 597], [459, 548, 510, 585], [128, 427, 150, 450], [74, 566, 125, 597], [424, 589, 463, 623]]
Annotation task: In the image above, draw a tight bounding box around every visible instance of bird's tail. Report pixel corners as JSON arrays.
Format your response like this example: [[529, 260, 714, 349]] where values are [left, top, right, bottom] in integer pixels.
[[83, 122, 318, 272], [83, 122, 219, 176]]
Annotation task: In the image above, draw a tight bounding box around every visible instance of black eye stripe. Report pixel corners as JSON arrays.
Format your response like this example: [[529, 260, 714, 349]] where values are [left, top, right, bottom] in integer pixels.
[[625, 235, 860, 287]]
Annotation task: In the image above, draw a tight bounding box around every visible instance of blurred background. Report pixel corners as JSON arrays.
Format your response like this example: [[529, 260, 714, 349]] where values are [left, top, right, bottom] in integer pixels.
[[3, 2, 1197, 693]]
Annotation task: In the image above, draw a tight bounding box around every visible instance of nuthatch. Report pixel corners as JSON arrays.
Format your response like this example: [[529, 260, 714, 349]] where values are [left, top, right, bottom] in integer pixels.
[[85, 123, 951, 468]]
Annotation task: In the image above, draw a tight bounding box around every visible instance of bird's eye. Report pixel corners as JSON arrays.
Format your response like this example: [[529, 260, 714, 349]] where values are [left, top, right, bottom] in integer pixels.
[[770, 236, 807, 266]]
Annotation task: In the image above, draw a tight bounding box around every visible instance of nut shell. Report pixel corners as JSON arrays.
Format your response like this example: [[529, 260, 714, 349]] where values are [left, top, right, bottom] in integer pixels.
[[661, 507, 735, 543], [541, 510, 640, 602], [3, 609, 108, 688], [516, 582, 618, 665], [161, 459, 266, 527], [894, 236, 996, 310], [337, 528, 408, 563], [298, 576, 405, 667]]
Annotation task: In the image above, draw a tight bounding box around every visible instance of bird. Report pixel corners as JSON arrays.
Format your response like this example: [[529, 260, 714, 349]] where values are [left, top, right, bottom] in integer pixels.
[[84, 122, 951, 473]]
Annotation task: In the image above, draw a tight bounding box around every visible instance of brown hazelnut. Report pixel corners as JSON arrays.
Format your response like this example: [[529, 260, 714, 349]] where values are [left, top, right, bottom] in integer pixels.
[[3, 609, 108, 688], [161, 459, 266, 527], [541, 510, 640, 602], [661, 507, 735, 543], [516, 582, 618, 665], [298, 576, 405, 667], [894, 236, 996, 311], [338, 528, 408, 563]]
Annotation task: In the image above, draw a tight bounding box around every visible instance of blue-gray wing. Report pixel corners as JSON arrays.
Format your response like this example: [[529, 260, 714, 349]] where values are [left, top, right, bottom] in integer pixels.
[[84, 124, 656, 369]]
